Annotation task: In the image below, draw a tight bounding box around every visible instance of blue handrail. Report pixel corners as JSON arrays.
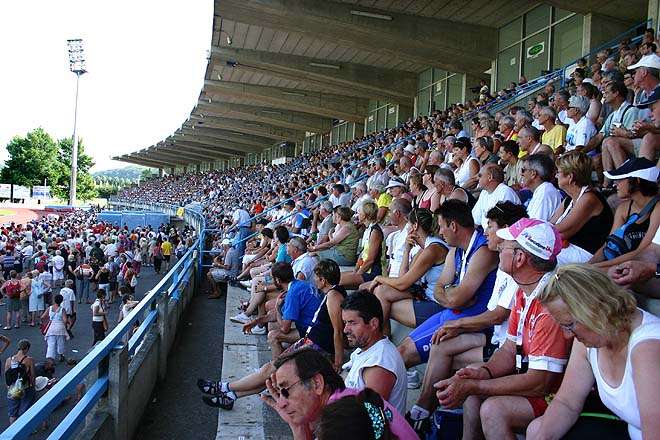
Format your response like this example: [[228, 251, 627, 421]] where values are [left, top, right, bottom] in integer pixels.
[[0, 206, 206, 440]]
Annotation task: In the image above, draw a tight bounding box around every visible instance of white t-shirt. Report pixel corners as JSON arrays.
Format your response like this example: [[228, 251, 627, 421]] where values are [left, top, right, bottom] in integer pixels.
[[291, 253, 316, 281], [565, 116, 597, 151], [343, 337, 408, 416], [486, 270, 517, 346], [527, 182, 564, 222], [472, 183, 521, 229], [60, 287, 76, 314]]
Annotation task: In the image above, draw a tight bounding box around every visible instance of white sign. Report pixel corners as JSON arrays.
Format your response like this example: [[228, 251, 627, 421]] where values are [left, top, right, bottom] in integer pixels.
[[510, 57, 516, 66], [32, 185, 51, 199], [0, 184, 10, 198], [13, 185, 30, 199]]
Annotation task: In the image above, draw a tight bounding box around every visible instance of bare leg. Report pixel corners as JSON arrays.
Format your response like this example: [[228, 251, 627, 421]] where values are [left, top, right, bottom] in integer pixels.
[[480, 396, 536, 440], [267, 327, 299, 360], [228, 362, 275, 398], [339, 272, 365, 290], [639, 132, 660, 161], [462, 394, 487, 440], [398, 336, 422, 368]]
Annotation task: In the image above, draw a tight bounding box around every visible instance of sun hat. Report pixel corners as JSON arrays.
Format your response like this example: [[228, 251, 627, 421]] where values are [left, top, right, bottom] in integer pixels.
[[603, 157, 659, 181]]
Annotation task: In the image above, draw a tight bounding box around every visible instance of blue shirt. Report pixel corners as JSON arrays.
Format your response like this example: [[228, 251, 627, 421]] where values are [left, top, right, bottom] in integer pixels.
[[281, 280, 321, 336], [276, 244, 292, 263]]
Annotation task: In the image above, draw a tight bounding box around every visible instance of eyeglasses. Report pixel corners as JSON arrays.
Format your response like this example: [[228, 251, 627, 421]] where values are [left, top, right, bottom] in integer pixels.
[[558, 321, 577, 332], [520, 168, 528, 173], [278, 378, 305, 399], [567, 106, 577, 110], [496, 243, 521, 252]]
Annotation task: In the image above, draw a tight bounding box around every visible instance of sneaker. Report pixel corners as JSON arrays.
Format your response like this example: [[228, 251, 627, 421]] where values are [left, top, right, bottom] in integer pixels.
[[202, 390, 237, 410], [407, 370, 421, 389], [250, 325, 267, 335], [405, 412, 431, 438], [230, 312, 251, 324], [239, 280, 252, 289]]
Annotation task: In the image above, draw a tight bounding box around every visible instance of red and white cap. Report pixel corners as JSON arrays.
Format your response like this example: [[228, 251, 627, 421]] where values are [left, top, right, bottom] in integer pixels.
[[496, 218, 562, 260]]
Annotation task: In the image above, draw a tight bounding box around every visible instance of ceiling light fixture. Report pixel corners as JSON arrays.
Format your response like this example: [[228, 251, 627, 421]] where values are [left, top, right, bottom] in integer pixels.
[[350, 10, 392, 20], [309, 62, 341, 70], [217, 74, 223, 80]]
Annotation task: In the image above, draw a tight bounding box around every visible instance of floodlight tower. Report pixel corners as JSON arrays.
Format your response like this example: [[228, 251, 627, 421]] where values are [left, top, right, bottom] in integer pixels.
[[67, 39, 87, 207]]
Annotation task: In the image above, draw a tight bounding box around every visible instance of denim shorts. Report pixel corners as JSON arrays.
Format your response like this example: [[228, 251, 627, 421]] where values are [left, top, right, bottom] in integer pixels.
[[7, 387, 35, 418]]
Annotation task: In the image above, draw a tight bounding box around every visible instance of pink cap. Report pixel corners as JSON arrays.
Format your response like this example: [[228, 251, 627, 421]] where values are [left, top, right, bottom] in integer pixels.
[[496, 218, 562, 260]]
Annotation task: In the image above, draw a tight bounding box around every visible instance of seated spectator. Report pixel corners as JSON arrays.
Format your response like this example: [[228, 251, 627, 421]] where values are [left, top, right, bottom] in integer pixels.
[[518, 126, 554, 157], [566, 95, 598, 151], [312, 201, 336, 246], [539, 106, 566, 153], [551, 152, 614, 263], [262, 348, 416, 440], [453, 138, 480, 190], [397, 200, 498, 368], [310, 206, 359, 266], [340, 201, 386, 289], [405, 201, 527, 436], [329, 183, 351, 208], [474, 136, 499, 166], [206, 239, 239, 299], [366, 208, 448, 335], [587, 81, 638, 183], [436, 219, 570, 439], [521, 154, 564, 221], [419, 165, 441, 212], [434, 168, 476, 208], [471, 164, 520, 229], [287, 237, 316, 281], [528, 264, 660, 440], [590, 158, 659, 267], [577, 81, 602, 125], [198, 260, 346, 409], [367, 182, 392, 224], [317, 388, 400, 440], [601, 55, 660, 170]]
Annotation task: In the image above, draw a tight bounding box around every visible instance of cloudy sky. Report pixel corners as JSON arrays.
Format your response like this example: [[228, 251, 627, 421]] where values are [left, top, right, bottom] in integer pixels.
[[0, 0, 212, 171]]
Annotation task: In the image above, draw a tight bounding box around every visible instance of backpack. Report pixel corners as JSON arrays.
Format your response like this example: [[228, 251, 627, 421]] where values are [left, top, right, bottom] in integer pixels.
[[603, 196, 659, 261], [5, 356, 29, 390]]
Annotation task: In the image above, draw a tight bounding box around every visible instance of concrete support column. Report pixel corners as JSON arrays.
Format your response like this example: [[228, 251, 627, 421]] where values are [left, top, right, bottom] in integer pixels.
[[583, 13, 637, 62], [158, 168, 164, 178], [157, 293, 169, 382], [108, 343, 129, 440], [649, 0, 659, 31]]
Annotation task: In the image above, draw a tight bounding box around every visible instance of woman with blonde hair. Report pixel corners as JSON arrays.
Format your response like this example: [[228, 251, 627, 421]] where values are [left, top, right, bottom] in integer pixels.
[[340, 200, 386, 289], [550, 151, 613, 264], [528, 263, 660, 440]]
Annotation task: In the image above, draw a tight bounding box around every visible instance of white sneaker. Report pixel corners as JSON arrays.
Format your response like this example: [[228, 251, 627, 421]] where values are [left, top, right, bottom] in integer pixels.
[[250, 325, 267, 335], [230, 312, 250, 324], [407, 370, 421, 389], [239, 280, 252, 289]]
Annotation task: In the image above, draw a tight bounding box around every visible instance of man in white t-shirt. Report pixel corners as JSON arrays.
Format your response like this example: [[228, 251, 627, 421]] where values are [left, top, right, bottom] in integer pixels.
[[521, 154, 563, 222], [385, 198, 413, 277], [60, 279, 77, 336], [342, 290, 408, 416], [472, 164, 520, 229]]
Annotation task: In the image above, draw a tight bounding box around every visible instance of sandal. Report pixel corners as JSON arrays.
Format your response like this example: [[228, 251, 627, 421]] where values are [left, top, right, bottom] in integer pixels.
[[202, 392, 236, 410], [197, 378, 221, 395]]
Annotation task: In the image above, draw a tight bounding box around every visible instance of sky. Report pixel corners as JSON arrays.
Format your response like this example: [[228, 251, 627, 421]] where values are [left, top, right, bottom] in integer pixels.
[[0, 0, 212, 172]]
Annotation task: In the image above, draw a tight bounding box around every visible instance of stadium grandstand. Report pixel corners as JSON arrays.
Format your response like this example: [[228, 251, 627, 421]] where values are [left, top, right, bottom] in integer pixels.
[[6, 1, 660, 440]]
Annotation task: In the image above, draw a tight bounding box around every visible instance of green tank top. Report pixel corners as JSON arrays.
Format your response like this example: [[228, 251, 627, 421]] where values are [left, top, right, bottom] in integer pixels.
[[335, 223, 359, 262]]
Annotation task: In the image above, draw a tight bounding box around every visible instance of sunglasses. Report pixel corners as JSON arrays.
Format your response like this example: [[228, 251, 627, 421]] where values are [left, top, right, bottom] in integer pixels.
[[278, 378, 305, 399]]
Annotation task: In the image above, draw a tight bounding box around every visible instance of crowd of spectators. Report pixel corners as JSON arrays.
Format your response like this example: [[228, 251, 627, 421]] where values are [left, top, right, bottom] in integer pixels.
[[116, 30, 660, 440]]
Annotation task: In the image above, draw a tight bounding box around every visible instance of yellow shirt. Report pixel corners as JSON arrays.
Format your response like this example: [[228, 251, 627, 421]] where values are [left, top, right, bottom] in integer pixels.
[[161, 241, 172, 256], [541, 125, 567, 152]]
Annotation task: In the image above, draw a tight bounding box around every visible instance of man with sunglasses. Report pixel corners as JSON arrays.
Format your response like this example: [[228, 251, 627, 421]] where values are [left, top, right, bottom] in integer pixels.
[[435, 218, 572, 439], [262, 348, 416, 440]]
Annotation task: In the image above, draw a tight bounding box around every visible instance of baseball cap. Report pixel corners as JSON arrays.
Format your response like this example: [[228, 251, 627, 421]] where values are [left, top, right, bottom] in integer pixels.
[[603, 157, 660, 181], [635, 85, 660, 109], [404, 145, 416, 155], [496, 218, 562, 260], [221, 238, 231, 246], [627, 54, 660, 70]]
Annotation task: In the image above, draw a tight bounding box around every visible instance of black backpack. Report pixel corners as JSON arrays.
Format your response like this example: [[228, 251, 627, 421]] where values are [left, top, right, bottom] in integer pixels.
[[5, 357, 29, 387]]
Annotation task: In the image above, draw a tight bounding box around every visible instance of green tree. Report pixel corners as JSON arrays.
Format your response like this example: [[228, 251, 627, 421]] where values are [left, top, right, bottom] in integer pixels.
[[141, 168, 155, 180], [1, 128, 60, 187], [52, 137, 97, 201]]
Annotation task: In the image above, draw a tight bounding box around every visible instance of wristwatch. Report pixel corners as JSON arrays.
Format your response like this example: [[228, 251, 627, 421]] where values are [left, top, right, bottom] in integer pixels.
[[655, 263, 660, 279]]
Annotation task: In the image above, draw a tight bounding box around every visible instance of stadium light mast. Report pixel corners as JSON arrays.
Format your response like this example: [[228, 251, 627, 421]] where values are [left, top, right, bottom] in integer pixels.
[[67, 38, 87, 207]]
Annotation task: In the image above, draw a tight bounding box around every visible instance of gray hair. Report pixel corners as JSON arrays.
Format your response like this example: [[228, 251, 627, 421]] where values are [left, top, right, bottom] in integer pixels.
[[524, 153, 555, 182], [568, 95, 590, 116], [515, 110, 533, 123], [443, 136, 456, 146], [289, 236, 307, 252], [500, 116, 515, 127], [540, 106, 557, 119], [353, 181, 367, 193], [369, 182, 385, 194]]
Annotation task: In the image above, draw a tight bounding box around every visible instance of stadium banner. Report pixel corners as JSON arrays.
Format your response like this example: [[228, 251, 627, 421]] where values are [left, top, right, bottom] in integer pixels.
[[32, 185, 51, 199], [0, 184, 11, 198], [177, 207, 185, 216], [13, 185, 30, 199]]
